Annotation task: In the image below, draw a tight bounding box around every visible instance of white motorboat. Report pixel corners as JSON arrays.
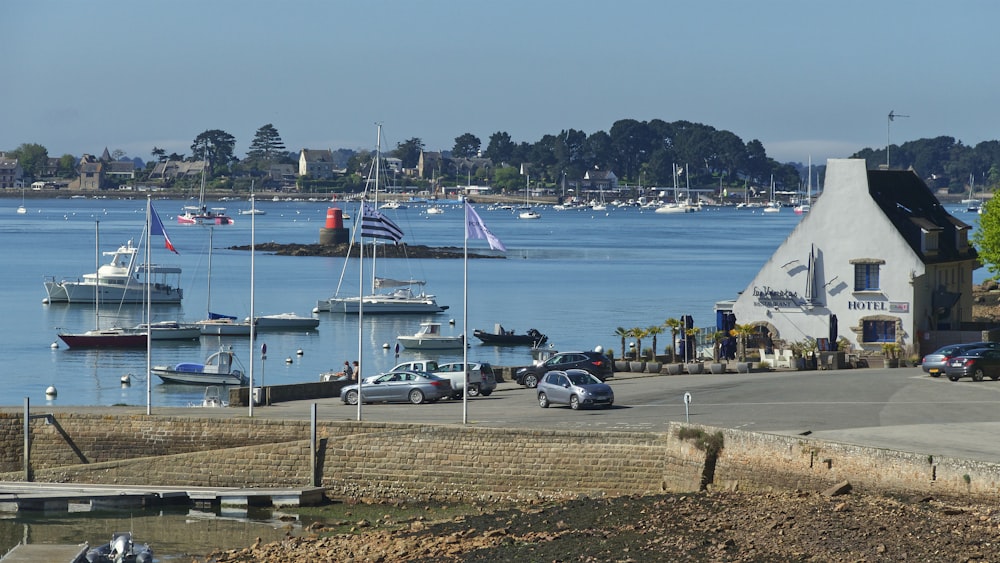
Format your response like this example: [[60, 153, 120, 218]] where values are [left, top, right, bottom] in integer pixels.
[[84, 531, 153, 563], [152, 346, 248, 385], [43, 241, 183, 304], [249, 312, 319, 331], [397, 322, 465, 350], [426, 205, 444, 214]]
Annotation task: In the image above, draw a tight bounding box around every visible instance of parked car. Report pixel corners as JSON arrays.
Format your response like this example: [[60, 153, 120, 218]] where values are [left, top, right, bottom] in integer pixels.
[[922, 342, 999, 377], [515, 351, 613, 388], [340, 371, 452, 405], [537, 369, 614, 410], [390, 360, 496, 398], [944, 348, 1000, 382]]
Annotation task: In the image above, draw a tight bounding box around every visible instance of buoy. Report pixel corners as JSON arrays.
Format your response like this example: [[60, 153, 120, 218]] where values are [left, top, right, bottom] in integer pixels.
[[285, 357, 293, 364], [382, 342, 390, 349], [594, 345, 604, 353], [50, 341, 58, 349], [45, 386, 57, 397], [121, 374, 131, 386], [449, 318, 456, 325], [296, 349, 304, 356]]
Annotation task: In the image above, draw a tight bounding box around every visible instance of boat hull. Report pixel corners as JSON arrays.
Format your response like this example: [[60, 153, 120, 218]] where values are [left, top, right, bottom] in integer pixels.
[[252, 314, 320, 330], [473, 329, 547, 347], [197, 319, 252, 336], [58, 330, 148, 349], [397, 336, 465, 350], [43, 281, 183, 304], [318, 296, 447, 314], [152, 369, 245, 385]]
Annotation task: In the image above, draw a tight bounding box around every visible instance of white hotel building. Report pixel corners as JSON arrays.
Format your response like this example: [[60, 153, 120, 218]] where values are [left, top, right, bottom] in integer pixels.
[[730, 159, 981, 358]]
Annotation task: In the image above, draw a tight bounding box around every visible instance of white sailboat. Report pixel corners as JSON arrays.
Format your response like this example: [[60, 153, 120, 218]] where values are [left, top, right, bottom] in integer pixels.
[[518, 165, 541, 219], [177, 163, 234, 225], [763, 174, 781, 213], [16, 188, 26, 214], [314, 125, 447, 314], [963, 174, 982, 213], [196, 227, 252, 336], [794, 157, 812, 215]]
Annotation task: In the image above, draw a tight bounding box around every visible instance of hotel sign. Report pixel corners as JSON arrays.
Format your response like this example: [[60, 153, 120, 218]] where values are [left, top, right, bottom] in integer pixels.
[[847, 301, 910, 313], [752, 286, 800, 308]]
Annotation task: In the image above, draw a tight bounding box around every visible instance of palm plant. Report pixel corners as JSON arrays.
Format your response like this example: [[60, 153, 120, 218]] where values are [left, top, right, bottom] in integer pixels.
[[733, 323, 756, 362], [614, 326, 629, 360], [664, 317, 682, 363], [631, 327, 646, 359], [684, 327, 700, 362], [711, 330, 727, 362], [646, 325, 664, 360]]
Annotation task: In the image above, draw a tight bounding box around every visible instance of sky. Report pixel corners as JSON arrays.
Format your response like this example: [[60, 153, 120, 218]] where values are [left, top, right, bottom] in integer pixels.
[[5, 0, 999, 168]]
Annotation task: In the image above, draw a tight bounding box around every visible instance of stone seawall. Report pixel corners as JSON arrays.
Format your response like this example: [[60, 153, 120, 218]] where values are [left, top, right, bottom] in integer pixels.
[[2, 413, 999, 502]]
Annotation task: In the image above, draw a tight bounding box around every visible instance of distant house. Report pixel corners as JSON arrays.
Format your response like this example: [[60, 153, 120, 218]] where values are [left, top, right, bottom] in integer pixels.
[[149, 160, 208, 180], [77, 155, 103, 191], [299, 149, 337, 179], [581, 169, 618, 191], [267, 163, 297, 187], [418, 151, 443, 179], [0, 156, 24, 189], [451, 157, 492, 178], [105, 160, 136, 183]]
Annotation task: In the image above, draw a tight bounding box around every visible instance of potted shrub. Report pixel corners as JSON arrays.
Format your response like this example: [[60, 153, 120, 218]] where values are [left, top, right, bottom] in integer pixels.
[[708, 330, 727, 374], [644, 347, 662, 373], [733, 323, 756, 373], [685, 361, 704, 374], [882, 342, 901, 368]]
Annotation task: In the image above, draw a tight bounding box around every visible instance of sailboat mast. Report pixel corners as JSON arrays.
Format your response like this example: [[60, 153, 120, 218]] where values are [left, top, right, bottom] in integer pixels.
[[206, 227, 214, 315], [145, 198, 152, 415], [94, 221, 100, 329]]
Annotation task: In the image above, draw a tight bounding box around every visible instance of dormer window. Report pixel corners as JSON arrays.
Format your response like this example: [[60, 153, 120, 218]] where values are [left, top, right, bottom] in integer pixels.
[[922, 228, 940, 255], [956, 226, 969, 251], [850, 258, 885, 292]]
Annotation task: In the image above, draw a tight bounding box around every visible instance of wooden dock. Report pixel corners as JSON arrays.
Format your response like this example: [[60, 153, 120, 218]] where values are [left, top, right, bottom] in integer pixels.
[[1, 543, 88, 562], [0, 482, 326, 513]]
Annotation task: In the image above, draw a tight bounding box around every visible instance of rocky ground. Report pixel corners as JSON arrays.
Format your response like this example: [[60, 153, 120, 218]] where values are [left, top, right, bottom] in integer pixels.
[[194, 282, 1000, 562], [197, 488, 1000, 562], [972, 280, 1000, 321]]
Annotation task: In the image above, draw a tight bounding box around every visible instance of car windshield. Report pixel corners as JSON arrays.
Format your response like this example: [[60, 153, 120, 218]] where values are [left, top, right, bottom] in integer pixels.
[[567, 371, 600, 385]]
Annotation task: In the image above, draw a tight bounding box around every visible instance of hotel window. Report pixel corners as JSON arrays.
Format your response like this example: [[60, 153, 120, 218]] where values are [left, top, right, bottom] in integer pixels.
[[862, 320, 896, 343], [854, 263, 880, 291]]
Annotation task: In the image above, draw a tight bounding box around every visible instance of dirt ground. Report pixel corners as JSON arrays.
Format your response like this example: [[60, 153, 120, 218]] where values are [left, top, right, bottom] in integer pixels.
[[196, 282, 1000, 562], [197, 489, 1000, 562]]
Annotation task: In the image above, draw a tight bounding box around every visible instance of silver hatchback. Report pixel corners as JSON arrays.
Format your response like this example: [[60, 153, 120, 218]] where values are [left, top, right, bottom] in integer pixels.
[[922, 342, 999, 377], [537, 369, 614, 410]]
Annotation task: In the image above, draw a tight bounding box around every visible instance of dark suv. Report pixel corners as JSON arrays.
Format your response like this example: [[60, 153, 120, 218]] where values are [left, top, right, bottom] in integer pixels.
[[515, 351, 613, 388]]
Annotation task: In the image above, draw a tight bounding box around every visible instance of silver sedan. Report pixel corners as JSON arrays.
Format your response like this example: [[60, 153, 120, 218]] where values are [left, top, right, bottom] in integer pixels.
[[537, 369, 614, 410], [340, 371, 452, 405]]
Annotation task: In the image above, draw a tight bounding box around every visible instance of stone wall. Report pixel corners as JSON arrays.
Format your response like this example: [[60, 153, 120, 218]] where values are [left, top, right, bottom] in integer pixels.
[[3, 413, 1000, 503]]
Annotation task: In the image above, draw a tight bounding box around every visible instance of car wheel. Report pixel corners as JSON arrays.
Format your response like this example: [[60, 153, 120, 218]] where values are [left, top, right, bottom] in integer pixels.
[[948, 375, 960, 382], [467, 384, 480, 397], [973, 368, 985, 382], [480, 390, 493, 397], [570, 395, 581, 410], [538, 392, 549, 408], [524, 374, 539, 388], [409, 389, 426, 404], [344, 390, 359, 405], [451, 391, 464, 400], [929, 372, 941, 378]]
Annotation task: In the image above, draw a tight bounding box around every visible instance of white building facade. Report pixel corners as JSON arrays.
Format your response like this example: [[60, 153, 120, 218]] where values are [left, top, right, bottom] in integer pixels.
[[731, 159, 978, 357]]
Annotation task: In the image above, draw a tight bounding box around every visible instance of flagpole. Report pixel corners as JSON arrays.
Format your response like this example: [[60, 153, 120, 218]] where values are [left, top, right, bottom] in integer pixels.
[[462, 203, 469, 424], [145, 196, 152, 415]]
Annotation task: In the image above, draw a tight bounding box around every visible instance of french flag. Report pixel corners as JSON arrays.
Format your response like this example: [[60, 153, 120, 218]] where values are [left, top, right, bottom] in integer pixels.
[[150, 204, 179, 254]]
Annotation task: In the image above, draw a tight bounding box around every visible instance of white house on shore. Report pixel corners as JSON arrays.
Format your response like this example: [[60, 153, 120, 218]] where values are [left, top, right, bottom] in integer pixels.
[[730, 158, 980, 358]]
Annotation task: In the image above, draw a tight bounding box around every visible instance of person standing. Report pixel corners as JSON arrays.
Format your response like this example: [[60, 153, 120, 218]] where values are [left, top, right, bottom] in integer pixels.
[[342, 361, 354, 380]]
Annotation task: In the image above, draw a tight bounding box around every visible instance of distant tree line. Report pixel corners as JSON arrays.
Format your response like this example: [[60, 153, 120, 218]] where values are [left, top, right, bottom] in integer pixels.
[[7, 120, 1000, 196]]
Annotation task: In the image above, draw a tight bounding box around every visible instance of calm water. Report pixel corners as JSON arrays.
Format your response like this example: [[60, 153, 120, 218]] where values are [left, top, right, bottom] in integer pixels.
[[2, 196, 986, 408]]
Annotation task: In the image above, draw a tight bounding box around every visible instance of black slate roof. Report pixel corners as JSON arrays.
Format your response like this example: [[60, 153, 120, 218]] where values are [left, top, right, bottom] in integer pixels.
[[866, 169, 977, 264]]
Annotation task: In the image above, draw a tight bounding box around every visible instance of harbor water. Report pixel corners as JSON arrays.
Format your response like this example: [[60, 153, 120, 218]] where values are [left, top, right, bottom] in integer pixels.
[[1, 196, 986, 408]]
